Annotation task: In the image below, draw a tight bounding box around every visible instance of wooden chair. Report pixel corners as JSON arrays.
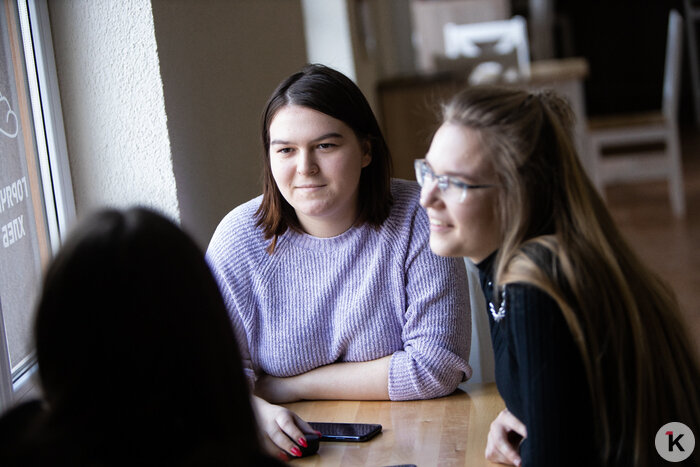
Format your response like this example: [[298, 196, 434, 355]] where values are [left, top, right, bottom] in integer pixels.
[[441, 16, 530, 85], [410, 0, 510, 72], [587, 10, 685, 217], [684, 0, 700, 126]]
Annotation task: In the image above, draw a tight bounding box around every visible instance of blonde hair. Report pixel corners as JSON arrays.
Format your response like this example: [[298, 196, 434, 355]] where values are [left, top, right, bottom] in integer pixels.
[[443, 85, 700, 466]]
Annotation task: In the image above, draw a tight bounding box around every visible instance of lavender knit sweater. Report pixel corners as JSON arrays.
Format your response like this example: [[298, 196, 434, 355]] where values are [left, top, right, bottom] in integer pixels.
[[206, 179, 472, 400]]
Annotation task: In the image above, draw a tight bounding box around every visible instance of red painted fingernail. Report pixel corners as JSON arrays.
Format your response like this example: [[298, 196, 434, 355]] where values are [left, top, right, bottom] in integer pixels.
[[298, 437, 308, 447], [290, 446, 302, 457], [315, 430, 322, 436], [277, 452, 289, 461]]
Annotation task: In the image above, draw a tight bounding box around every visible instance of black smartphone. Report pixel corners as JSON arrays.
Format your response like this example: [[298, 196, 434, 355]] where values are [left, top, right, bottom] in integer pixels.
[[309, 422, 382, 442]]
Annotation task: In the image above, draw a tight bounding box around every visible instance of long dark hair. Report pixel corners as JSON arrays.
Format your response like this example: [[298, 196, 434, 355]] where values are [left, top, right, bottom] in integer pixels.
[[34, 207, 263, 465], [256, 63, 393, 253], [442, 85, 700, 466]]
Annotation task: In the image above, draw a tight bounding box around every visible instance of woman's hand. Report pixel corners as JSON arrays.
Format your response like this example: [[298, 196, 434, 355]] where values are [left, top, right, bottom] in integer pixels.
[[252, 395, 319, 461], [485, 408, 527, 466]]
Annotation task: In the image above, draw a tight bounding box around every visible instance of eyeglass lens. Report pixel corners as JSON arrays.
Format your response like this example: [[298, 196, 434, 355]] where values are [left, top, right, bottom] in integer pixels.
[[415, 159, 465, 203]]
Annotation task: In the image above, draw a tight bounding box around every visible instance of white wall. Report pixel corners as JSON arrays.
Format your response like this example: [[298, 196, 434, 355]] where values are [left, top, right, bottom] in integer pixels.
[[151, 0, 307, 247], [299, 0, 418, 123], [48, 0, 424, 247], [48, 0, 179, 222], [48, 0, 308, 247], [372, 0, 416, 78], [301, 0, 356, 82]]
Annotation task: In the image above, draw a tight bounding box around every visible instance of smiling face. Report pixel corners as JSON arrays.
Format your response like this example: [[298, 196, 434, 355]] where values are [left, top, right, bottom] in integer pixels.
[[268, 105, 371, 237], [420, 122, 502, 262]]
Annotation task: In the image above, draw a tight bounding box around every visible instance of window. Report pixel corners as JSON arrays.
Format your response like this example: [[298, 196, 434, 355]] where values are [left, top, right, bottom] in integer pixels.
[[0, 0, 74, 410]]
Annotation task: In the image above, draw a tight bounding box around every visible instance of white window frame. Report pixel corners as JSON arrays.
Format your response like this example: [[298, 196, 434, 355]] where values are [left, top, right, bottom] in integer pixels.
[[0, 0, 74, 411]]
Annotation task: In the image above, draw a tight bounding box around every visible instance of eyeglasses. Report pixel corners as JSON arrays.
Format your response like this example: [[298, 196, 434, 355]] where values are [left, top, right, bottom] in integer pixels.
[[414, 159, 496, 203]]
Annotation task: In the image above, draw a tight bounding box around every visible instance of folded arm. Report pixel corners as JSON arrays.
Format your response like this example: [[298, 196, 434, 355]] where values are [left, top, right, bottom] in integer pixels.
[[255, 355, 391, 402], [387, 245, 472, 400]]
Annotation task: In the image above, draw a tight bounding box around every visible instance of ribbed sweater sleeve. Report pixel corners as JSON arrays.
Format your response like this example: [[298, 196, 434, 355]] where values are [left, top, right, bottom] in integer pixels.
[[206, 179, 472, 401], [206, 200, 265, 386], [499, 283, 594, 467]]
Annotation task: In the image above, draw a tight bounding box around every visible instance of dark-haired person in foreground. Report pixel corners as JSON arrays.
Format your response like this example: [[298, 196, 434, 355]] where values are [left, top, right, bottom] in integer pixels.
[[206, 63, 472, 459], [418, 85, 700, 466], [0, 208, 284, 466]]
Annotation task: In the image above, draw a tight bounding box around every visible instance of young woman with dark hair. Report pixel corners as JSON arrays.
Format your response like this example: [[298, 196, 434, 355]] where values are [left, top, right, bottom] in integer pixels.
[[418, 85, 700, 466], [257, 63, 394, 253], [0, 208, 282, 466], [206, 64, 472, 459]]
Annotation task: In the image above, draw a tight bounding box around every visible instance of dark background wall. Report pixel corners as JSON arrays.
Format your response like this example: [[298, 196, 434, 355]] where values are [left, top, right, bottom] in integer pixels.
[[515, 0, 695, 123]]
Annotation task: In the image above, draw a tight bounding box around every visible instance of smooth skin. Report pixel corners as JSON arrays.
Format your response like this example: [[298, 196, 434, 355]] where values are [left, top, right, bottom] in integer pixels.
[[420, 123, 501, 263], [485, 409, 527, 466], [255, 356, 392, 403], [252, 396, 316, 461], [269, 105, 371, 238], [420, 122, 525, 466], [255, 105, 391, 458]]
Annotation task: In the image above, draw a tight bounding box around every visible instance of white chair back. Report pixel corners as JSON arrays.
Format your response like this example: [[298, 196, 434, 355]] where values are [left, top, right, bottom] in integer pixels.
[[587, 9, 686, 218], [410, 0, 510, 72], [663, 10, 683, 121], [443, 16, 530, 82]]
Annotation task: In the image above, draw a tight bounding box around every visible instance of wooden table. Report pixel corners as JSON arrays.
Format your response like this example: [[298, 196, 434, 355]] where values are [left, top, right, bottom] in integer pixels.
[[284, 382, 505, 466]]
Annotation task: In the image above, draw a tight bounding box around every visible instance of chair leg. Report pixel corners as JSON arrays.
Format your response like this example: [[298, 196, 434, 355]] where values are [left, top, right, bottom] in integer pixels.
[[588, 138, 606, 199], [667, 127, 686, 217]]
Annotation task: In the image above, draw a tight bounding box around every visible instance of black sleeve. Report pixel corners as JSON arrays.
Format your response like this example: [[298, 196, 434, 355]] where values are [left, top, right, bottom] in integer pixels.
[[0, 400, 45, 465], [506, 283, 595, 467]]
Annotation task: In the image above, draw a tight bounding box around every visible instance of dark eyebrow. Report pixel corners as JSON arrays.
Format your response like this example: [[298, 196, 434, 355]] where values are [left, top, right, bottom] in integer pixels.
[[270, 132, 344, 146], [312, 132, 343, 143]]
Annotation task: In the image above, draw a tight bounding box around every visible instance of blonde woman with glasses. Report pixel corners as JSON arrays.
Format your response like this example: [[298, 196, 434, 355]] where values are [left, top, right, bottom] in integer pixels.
[[417, 85, 700, 467]]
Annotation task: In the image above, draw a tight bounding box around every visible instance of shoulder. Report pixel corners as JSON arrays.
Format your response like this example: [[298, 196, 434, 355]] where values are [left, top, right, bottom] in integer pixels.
[[213, 196, 263, 239], [390, 178, 421, 200], [372, 179, 432, 253], [493, 281, 582, 374], [496, 281, 570, 343], [389, 178, 421, 211], [0, 400, 46, 463], [0, 400, 44, 439], [383, 179, 426, 231], [504, 282, 560, 315], [207, 196, 266, 259]]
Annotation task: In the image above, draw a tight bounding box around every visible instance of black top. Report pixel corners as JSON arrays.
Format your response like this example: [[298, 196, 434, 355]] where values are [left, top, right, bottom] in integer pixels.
[[0, 400, 287, 467], [476, 252, 597, 467]]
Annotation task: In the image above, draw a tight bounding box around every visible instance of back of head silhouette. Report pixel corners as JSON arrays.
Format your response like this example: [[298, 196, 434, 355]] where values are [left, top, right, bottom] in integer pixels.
[[34, 208, 261, 465]]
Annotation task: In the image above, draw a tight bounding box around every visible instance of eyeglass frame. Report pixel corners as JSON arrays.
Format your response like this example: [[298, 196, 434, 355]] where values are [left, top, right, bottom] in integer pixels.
[[414, 158, 496, 203]]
